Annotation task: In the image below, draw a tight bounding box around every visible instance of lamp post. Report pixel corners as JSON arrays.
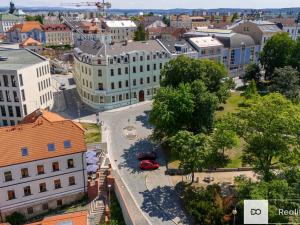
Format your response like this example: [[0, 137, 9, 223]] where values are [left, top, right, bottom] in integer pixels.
[[232, 207, 237, 225], [107, 184, 112, 206]]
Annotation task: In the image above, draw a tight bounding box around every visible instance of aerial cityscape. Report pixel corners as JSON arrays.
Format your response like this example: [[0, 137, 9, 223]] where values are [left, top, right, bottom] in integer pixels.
[[0, 1, 300, 225]]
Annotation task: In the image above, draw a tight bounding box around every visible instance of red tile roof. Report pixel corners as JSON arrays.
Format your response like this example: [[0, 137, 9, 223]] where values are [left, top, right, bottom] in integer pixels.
[[8, 21, 43, 33], [42, 24, 71, 32], [26, 211, 88, 225], [0, 109, 86, 167], [20, 37, 42, 46]]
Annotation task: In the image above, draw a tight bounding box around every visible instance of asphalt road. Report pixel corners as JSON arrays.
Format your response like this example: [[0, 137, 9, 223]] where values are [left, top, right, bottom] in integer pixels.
[[80, 102, 192, 225]]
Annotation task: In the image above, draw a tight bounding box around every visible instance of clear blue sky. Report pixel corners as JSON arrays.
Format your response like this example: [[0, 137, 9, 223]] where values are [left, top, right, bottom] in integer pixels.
[[0, 0, 299, 9]]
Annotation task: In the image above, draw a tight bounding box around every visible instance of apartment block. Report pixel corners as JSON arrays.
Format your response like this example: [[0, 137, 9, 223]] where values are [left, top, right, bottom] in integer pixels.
[[0, 13, 23, 34], [104, 20, 137, 42], [42, 24, 73, 46], [0, 109, 87, 221], [73, 40, 171, 110], [0, 49, 54, 126]]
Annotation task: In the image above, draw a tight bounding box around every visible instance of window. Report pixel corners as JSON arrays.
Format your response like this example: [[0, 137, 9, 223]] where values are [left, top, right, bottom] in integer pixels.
[[132, 57, 136, 62], [13, 91, 19, 102], [147, 89, 151, 95], [153, 76, 157, 82], [7, 190, 15, 200], [10, 120, 15, 126], [147, 65, 150, 71], [69, 176, 75, 186], [21, 168, 29, 178], [42, 203, 48, 210], [67, 159, 74, 168], [125, 67, 129, 74], [98, 69, 102, 77], [6, 90, 11, 102], [118, 81, 122, 89], [153, 64, 157, 70], [112, 96, 115, 102], [37, 165, 44, 175], [111, 82, 115, 90], [15, 106, 21, 117], [11, 76, 16, 87], [140, 56, 143, 61], [24, 186, 31, 196], [133, 66, 136, 73], [21, 147, 28, 156], [27, 207, 33, 214], [0, 105, 5, 116], [8, 106, 13, 117], [64, 140, 71, 148], [147, 77, 150, 83], [133, 79, 136, 86], [133, 92, 137, 98], [0, 90, 3, 101], [110, 69, 114, 76], [21, 90, 25, 101], [52, 162, 59, 172], [140, 65, 143, 72], [57, 199, 63, 207], [160, 63, 163, 69], [98, 83, 103, 90], [147, 55, 150, 60], [140, 78, 144, 85], [3, 75, 9, 87], [119, 94, 122, 101], [54, 179, 61, 189], [47, 143, 55, 151], [19, 74, 23, 86], [4, 171, 12, 182], [39, 182, 47, 192], [125, 80, 129, 87], [118, 68, 121, 75], [23, 104, 27, 116]]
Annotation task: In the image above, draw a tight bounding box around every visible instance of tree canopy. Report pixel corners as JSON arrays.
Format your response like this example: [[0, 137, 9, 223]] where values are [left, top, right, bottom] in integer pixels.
[[133, 23, 149, 41], [260, 32, 295, 80], [243, 63, 261, 84]]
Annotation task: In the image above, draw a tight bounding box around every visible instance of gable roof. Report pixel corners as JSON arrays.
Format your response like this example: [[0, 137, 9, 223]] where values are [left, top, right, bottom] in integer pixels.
[[26, 211, 88, 225], [20, 37, 42, 46], [8, 21, 43, 33], [0, 109, 86, 167]]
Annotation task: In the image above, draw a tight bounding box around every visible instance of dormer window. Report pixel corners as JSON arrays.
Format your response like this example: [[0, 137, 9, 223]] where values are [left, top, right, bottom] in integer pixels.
[[21, 147, 28, 156], [64, 140, 71, 149], [48, 143, 55, 152]]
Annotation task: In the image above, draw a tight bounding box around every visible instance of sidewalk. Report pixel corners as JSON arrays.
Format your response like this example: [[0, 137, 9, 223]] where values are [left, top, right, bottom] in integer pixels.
[[145, 172, 193, 225]]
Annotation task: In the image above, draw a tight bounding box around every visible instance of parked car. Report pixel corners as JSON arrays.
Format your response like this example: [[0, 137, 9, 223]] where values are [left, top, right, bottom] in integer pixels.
[[137, 151, 157, 160], [140, 160, 159, 170]]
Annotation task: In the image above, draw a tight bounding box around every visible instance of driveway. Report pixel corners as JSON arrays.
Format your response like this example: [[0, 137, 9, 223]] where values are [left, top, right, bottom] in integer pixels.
[[80, 102, 193, 225]]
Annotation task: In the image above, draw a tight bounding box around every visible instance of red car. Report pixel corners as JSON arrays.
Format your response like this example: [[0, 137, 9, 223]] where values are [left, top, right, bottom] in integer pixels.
[[137, 151, 157, 160], [140, 160, 159, 170]]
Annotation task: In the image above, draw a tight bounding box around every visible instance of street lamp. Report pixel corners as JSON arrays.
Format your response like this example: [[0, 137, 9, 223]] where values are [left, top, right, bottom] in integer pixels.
[[107, 184, 112, 206], [232, 207, 237, 225]]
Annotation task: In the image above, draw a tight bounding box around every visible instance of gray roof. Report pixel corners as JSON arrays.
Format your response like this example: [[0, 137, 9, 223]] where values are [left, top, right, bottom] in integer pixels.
[[77, 40, 166, 56], [0, 49, 46, 70], [159, 39, 196, 54]]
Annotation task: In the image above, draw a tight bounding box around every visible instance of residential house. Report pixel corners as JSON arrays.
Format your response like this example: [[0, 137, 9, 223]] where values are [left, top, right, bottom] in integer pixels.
[[190, 16, 210, 29], [170, 14, 192, 29], [270, 17, 300, 40], [0, 13, 23, 34], [19, 37, 43, 54], [104, 20, 137, 42], [6, 21, 45, 44], [0, 109, 87, 221], [0, 49, 53, 126], [73, 40, 170, 110], [42, 24, 73, 46]]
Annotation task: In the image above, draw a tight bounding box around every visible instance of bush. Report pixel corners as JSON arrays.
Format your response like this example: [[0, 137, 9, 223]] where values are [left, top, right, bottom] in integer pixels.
[[6, 212, 26, 225]]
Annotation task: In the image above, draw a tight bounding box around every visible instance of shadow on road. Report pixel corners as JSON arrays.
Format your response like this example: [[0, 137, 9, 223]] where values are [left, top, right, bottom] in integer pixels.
[[118, 138, 155, 174], [140, 185, 193, 224], [136, 110, 153, 129]]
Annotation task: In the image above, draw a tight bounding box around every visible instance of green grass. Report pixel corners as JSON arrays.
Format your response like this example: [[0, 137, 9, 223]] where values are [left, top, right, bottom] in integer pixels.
[[216, 92, 244, 118], [81, 123, 101, 144], [101, 194, 126, 225]]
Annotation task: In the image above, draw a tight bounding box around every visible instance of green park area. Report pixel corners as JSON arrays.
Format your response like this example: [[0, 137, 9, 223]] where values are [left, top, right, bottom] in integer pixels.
[[81, 123, 102, 144]]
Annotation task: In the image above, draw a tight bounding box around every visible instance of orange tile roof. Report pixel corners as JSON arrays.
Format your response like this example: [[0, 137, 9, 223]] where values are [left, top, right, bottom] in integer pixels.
[[8, 21, 43, 33], [0, 109, 86, 167], [42, 24, 71, 32], [20, 37, 42, 46], [27, 211, 88, 225]]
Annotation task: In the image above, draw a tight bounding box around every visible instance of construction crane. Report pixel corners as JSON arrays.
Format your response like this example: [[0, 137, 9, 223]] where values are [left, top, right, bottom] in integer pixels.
[[61, 1, 111, 15]]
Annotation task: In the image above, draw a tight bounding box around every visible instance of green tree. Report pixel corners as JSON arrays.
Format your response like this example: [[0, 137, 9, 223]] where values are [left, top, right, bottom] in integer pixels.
[[243, 63, 261, 84], [162, 15, 170, 26], [169, 131, 210, 182], [25, 15, 44, 24], [190, 80, 219, 133], [260, 32, 295, 80], [133, 23, 148, 41], [228, 93, 300, 181], [6, 212, 26, 225], [161, 56, 231, 103], [244, 79, 259, 99], [269, 66, 300, 101], [231, 12, 239, 22], [149, 84, 195, 142]]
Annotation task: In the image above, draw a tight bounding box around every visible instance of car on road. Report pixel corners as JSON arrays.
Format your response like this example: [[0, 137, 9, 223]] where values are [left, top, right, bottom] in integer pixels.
[[140, 160, 159, 170], [137, 151, 157, 160]]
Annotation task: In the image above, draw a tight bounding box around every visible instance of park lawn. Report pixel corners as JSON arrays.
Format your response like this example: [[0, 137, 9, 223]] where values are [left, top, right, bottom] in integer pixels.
[[225, 138, 245, 168], [81, 123, 101, 144], [216, 91, 244, 118]]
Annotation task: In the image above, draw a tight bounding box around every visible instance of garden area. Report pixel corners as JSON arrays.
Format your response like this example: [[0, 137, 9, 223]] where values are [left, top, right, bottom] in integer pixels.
[[81, 123, 102, 144], [101, 194, 126, 225]]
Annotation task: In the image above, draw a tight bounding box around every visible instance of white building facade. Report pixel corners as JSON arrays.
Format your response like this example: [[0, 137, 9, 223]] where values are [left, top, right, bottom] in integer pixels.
[[0, 49, 54, 126], [0, 13, 23, 34], [104, 20, 137, 42], [73, 40, 171, 110]]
